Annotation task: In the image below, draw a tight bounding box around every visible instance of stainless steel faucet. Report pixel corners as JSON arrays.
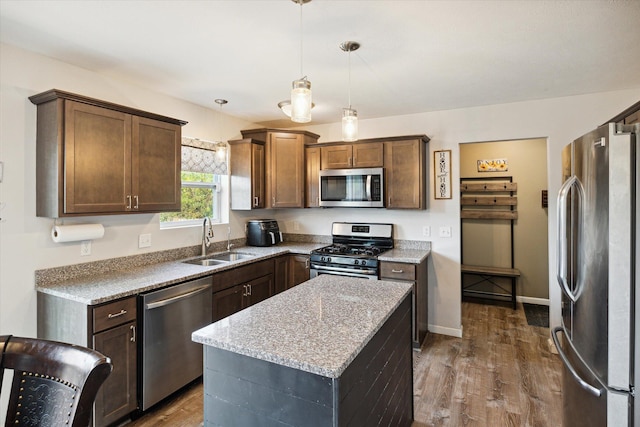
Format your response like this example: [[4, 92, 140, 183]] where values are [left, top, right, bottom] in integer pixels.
[[227, 226, 233, 252], [202, 217, 213, 256]]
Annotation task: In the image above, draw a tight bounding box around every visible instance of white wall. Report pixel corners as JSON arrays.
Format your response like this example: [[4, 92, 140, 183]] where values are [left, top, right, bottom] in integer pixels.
[[0, 43, 257, 336], [1, 42, 639, 342]]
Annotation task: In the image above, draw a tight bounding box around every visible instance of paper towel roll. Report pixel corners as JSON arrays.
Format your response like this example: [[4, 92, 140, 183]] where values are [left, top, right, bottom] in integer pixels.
[[51, 224, 105, 243]]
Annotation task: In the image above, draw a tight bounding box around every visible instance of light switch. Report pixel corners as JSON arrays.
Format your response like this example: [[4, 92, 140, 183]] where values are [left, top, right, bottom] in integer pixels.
[[439, 226, 452, 238]]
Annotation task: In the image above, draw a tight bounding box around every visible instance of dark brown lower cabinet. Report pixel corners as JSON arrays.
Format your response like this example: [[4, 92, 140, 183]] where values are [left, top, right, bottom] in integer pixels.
[[212, 259, 275, 322], [274, 254, 310, 294], [93, 322, 137, 427]]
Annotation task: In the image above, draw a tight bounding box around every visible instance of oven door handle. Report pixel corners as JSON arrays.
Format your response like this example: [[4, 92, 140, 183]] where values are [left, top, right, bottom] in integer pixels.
[[311, 264, 378, 276]]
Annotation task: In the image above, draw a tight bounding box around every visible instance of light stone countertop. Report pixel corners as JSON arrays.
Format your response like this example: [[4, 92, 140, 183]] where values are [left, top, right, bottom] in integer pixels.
[[35, 242, 429, 305], [191, 274, 413, 378], [378, 247, 431, 264], [36, 243, 326, 305]]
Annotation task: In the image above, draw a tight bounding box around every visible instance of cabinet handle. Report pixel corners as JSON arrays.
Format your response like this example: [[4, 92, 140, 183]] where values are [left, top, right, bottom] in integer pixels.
[[272, 197, 276, 206], [348, 157, 352, 167], [305, 259, 310, 269], [134, 195, 139, 210], [126, 195, 132, 209], [107, 309, 127, 319], [254, 196, 259, 207], [388, 196, 391, 207], [242, 285, 247, 297], [247, 284, 252, 296], [391, 269, 404, 274], [130, 325, 136, 343]]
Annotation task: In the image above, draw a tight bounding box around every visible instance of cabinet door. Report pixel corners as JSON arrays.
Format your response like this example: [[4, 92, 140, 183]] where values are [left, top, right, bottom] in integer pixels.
[[321, 145, 352, 169], [212, 285, 244, 322], [274, 255, 289, 294], [289, 255, 310, 289], [268, 133, 305, 208], [305, 146, 320, 207], [353, 142, 384, 168], [93, 321, 137, 427], [64, 100, 132, 214], [384, 139, 425, 209], [132, 116, 181, 212], [246, 274, 273, 307], [252, 143, 265, 208]]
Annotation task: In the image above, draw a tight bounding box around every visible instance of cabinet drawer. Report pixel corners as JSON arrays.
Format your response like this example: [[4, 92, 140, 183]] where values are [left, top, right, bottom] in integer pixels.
[[93, 297, 137, 333], [380, 262, 416, 281]]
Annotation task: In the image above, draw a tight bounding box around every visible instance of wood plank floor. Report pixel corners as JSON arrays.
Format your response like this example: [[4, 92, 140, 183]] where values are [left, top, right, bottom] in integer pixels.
[[126, 301, 562, 427]]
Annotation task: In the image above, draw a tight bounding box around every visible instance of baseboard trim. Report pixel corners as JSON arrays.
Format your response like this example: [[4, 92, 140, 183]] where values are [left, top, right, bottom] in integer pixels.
[[517, 296, 550, 306], [428, 324, 463, 338]]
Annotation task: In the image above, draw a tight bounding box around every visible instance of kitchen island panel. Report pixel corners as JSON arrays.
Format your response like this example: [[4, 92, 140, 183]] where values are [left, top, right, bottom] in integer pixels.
[[338, 296, 412, 426], [200, 292, 412, 427], [204, 347, 334, 427]]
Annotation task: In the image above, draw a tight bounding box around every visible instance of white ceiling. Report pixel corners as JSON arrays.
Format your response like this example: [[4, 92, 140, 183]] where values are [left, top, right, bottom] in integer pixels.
[[2, 0, 639, 128]]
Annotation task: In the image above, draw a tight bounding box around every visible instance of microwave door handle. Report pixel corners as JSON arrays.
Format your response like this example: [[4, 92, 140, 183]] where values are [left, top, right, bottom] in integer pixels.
[[366, 175, 372, 201]]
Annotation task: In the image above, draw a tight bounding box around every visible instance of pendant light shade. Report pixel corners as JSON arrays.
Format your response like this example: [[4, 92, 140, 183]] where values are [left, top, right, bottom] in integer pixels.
[[342, 108, 358, 142], [290, 0, 312, 123], [340, 41, 360, 141], [291, 77, 312, 123]]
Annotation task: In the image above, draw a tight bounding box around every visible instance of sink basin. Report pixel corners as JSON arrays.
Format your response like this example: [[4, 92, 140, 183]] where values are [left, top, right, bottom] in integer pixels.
[[183, 252, 255, 267], [209, 252, 255, 262], [184, 258, 228, 266]]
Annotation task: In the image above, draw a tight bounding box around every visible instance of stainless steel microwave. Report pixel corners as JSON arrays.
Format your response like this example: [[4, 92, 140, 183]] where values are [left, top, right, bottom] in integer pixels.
[[319, 167, 384, 207]]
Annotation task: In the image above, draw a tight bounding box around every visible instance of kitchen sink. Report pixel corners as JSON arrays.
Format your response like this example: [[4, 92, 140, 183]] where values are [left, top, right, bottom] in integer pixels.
[[183, 252, 255, 266], [184, 258, 228, 266], [209, 252, 255, 262]]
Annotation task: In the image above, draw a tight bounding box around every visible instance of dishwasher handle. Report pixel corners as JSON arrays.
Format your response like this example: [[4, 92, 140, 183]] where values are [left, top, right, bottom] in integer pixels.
[[145, 284, 211, 310]]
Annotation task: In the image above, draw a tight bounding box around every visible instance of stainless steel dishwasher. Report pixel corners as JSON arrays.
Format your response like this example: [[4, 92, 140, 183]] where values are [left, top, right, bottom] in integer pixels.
[[140, 276, 212, 411]]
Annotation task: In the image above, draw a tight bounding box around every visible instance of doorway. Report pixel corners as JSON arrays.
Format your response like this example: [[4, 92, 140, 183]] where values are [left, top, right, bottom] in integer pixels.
[[459, 138, 549, 306]]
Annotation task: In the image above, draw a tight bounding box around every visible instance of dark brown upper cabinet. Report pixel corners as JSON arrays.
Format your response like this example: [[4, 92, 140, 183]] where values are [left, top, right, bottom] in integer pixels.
[[30, 90, 186, 217], [229, 138, 265, 210], [320, 142, 384, 170], [240, 128, 319, 209]]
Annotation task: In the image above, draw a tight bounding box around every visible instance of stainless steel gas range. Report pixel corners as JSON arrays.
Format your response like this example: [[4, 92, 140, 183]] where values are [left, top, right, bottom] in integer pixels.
[[310, 222, 393, 280]]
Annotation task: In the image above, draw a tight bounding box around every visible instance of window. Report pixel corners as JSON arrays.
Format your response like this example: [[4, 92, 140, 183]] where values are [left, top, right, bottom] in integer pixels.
[[160, 137, 228, 228]]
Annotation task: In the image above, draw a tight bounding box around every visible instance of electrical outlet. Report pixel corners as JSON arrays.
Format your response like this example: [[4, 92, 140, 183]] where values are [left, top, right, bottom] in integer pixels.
[[439, 226, 452, 238], [139, 233, 152, 248], [80, 240, 91, 256], [422, 226, 431, 237]]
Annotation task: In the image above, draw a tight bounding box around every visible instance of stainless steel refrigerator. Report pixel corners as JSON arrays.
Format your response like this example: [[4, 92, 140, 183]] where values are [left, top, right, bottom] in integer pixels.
[[552, 122, 639, 426]]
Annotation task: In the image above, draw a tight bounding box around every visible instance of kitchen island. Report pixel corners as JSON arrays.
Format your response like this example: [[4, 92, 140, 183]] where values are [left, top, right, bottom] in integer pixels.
[[192, 274, 414, 427]]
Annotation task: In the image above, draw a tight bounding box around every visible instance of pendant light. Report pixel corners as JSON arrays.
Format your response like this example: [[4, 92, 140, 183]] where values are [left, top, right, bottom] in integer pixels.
[[290, 0, 312, 123], [340, 41, 359, 142]]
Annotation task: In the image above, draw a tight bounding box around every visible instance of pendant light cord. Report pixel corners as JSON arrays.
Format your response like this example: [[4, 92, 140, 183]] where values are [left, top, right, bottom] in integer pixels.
[[348, 49, 352, 109], [299, 1, 304, 78]]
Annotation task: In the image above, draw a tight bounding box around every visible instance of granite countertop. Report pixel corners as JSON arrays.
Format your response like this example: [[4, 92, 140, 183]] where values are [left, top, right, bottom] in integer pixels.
[[378, 247, 431, 263], [192, 274, 413, 378], [36, 242, 430, 306], [36, 243, 326, 305]]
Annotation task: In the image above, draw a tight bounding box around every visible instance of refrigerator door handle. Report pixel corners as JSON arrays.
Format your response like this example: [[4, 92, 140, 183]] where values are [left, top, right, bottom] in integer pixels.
[[556, 175, 585, 302], [551, 327, 603, 397]]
